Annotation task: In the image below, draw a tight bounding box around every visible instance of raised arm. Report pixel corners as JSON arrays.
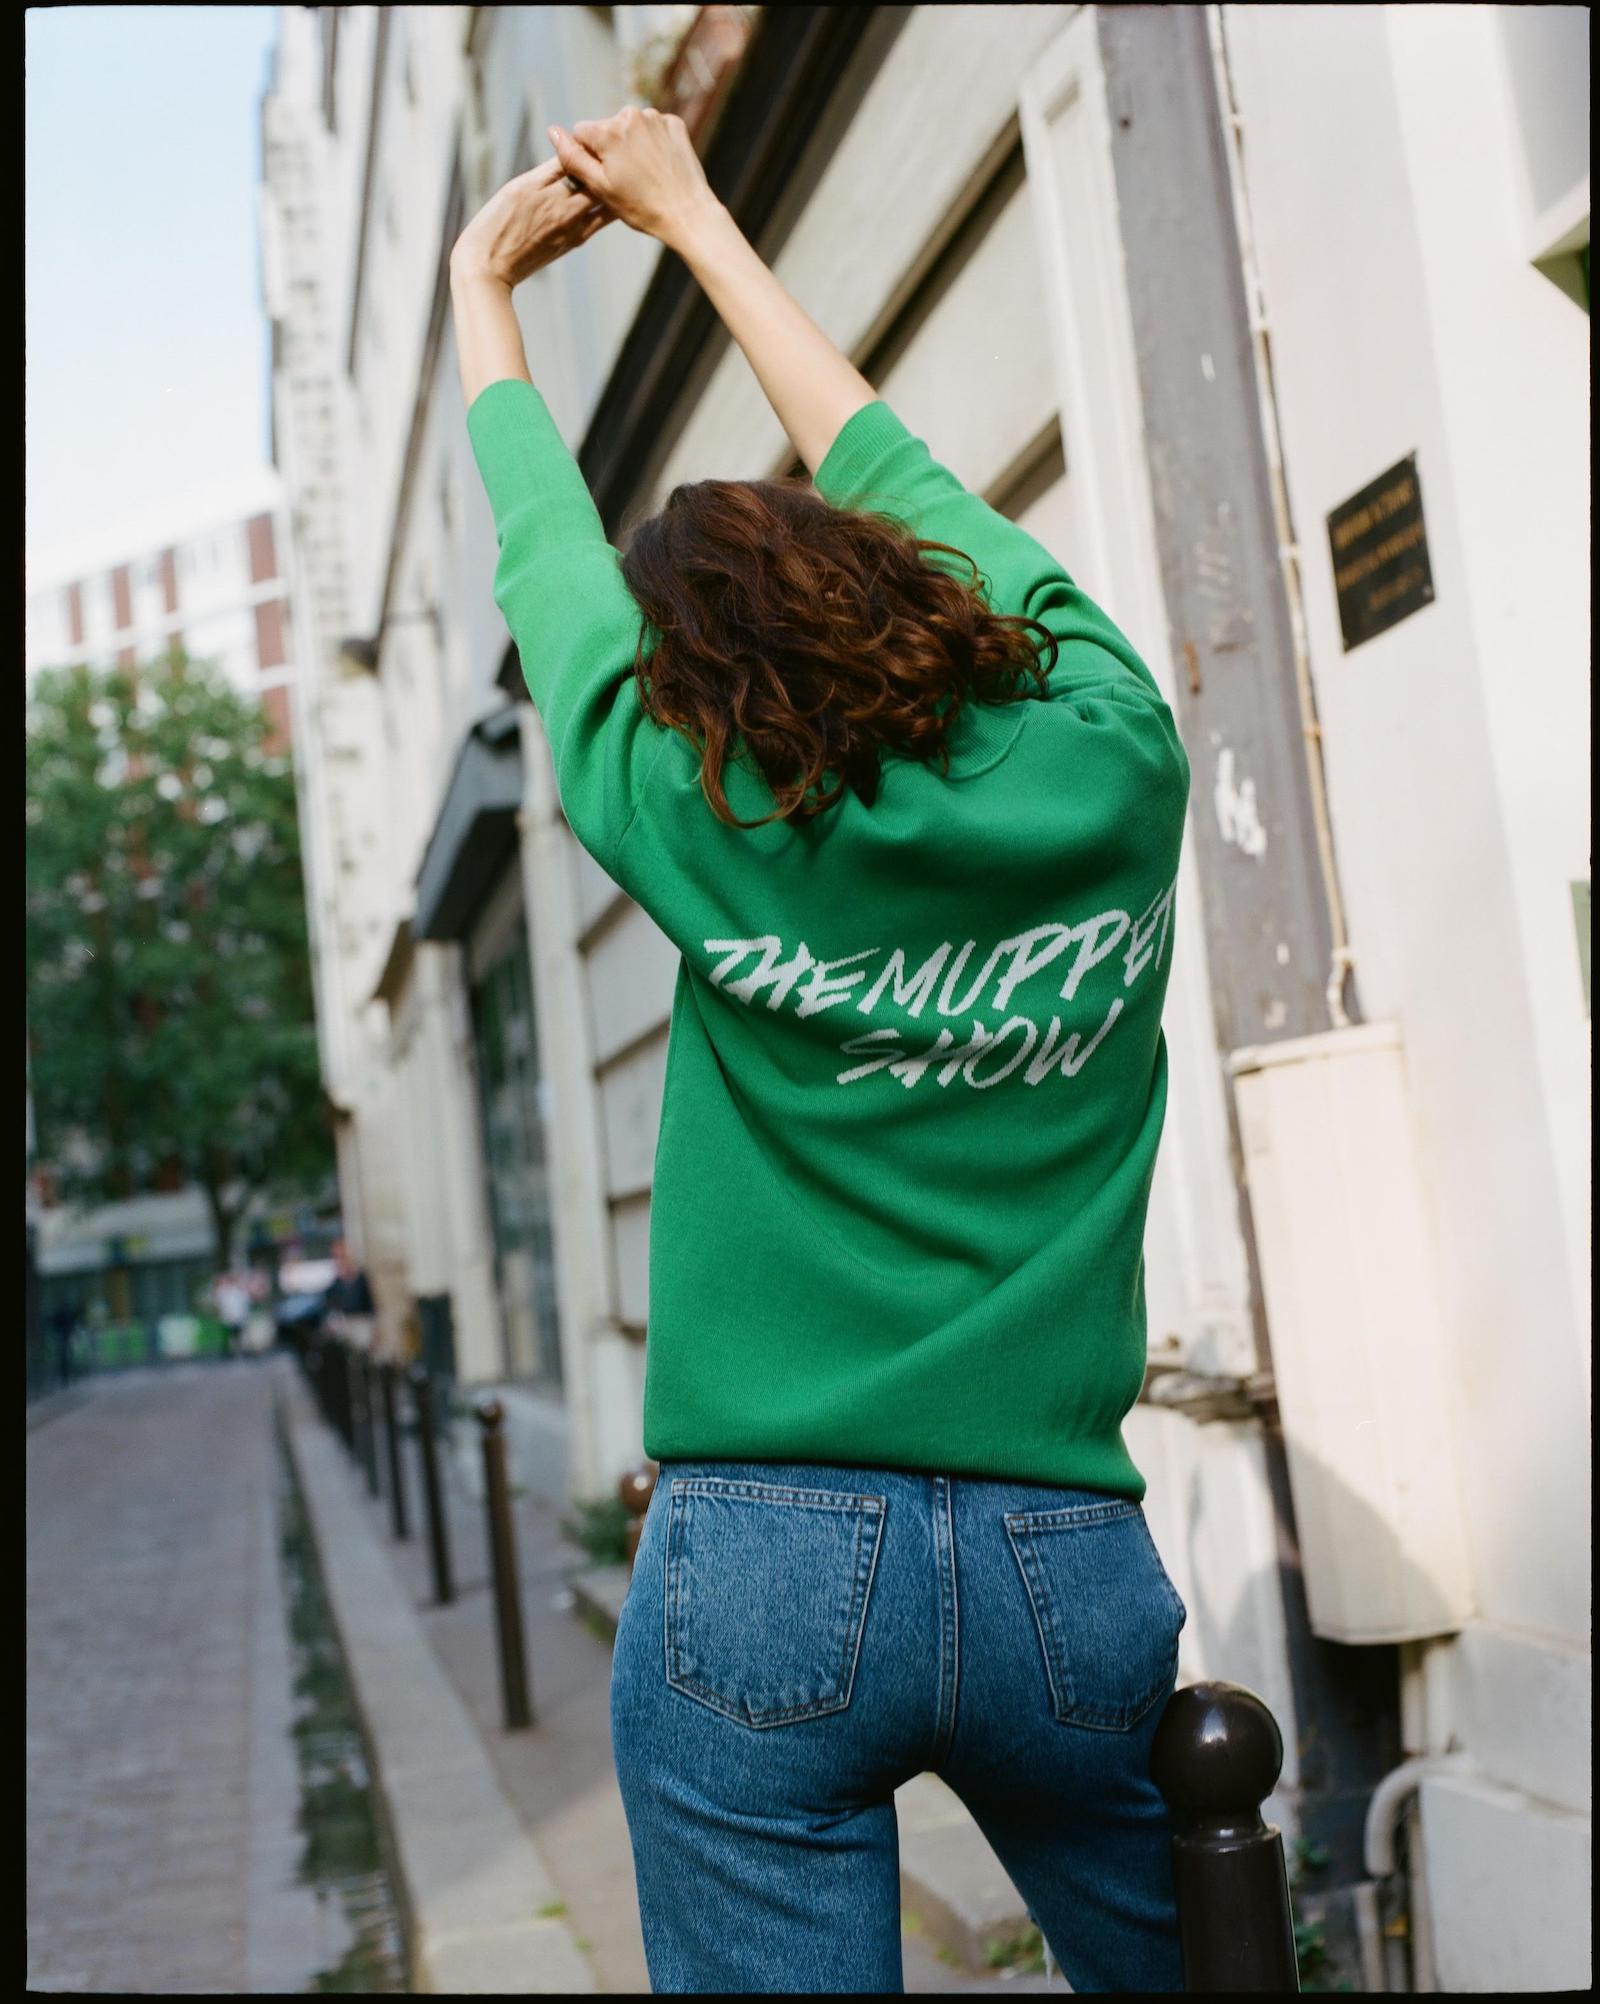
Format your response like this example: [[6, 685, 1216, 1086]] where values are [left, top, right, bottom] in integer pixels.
[[548, 112, 1167, 716], [548, 110, 875, 476], [449, 160, 669, 879]]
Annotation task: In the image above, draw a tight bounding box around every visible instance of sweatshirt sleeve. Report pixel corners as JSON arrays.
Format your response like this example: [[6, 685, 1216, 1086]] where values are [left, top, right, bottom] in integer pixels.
[[814, 400, 1176, 726], [465, 377, 669, 876]]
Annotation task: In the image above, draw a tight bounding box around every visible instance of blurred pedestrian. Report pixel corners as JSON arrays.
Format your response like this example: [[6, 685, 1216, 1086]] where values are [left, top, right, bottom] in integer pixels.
[[48, 1300, 79, 1388], [451, 111, 1191, 1994], [324, 1239, 376, 1353], [212, 1272, 250, 1361]]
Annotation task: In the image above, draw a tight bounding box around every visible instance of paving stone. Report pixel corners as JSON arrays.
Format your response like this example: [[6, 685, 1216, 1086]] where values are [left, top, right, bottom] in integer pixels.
[[26, 1359, 365, 1996]]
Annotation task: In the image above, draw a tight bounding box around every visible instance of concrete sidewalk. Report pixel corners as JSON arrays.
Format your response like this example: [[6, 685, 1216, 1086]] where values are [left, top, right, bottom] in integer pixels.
[[286, 1365, 1061, 1993]]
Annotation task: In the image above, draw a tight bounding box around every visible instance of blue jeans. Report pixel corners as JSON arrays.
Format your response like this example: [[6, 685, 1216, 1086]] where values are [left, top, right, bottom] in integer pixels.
[[611, 1459, 1188, 1994]]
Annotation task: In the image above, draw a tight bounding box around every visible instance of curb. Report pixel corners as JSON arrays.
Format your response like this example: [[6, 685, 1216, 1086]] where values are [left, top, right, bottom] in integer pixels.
[[566, 1567, 1033, 1973], [25, 1384, 93, 1432], [279, 1372, 596, 1995]]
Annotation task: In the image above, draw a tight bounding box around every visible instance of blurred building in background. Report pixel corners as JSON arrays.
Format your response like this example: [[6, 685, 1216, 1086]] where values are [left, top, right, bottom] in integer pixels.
[[25, 469, 298, 751], [260, 5, 1589, 1990]]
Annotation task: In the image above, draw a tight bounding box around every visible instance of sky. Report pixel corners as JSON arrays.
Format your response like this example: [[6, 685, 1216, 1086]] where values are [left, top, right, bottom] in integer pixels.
[[26, 6, 279, 559]]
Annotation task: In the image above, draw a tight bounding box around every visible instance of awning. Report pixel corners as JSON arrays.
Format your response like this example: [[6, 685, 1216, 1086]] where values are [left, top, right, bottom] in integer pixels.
[[412, 704, 523, 942]]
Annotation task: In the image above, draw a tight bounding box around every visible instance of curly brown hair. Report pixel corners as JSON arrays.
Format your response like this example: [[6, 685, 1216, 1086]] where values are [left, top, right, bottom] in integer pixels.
[[619, 477, 1057, 827]]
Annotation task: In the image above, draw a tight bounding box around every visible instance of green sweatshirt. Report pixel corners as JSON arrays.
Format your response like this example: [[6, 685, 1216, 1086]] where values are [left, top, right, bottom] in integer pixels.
[[467, 380, 1190, 1499]]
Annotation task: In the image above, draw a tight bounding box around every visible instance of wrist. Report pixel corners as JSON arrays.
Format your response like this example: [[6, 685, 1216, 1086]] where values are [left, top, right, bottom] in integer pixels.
[[662, 195, 735, 263], [449, 247, 514, 292]]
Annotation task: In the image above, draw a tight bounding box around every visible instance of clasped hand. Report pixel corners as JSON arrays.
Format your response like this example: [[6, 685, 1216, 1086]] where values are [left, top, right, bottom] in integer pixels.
[[449, 153, 613, 290], [547, 106, 721, 250], [451, 105, 720, 289]]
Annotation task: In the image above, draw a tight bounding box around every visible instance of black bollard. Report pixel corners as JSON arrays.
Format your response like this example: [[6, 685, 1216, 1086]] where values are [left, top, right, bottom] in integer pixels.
[[319, 1337, 348, 1445], [314, 1336, 334, 1432], [355, 1352, 381, 1497], [1150, 1681, 1300, 1993], [379, 1363, 409, 1541], [411, 1366, 455, 1606], [476, 1399, 533, 1730], [340, 1342, 364, 1462], [332, 1340, 354, 1450]]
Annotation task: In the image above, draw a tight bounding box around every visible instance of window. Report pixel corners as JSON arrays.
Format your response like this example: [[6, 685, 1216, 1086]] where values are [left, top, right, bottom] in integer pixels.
[[1497, 5, 1589, 311]]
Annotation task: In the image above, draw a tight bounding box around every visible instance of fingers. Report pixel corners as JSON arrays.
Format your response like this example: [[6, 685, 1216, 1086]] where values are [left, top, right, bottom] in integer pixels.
[[548, 122, 606, 191], [570, 115, 617, 150]]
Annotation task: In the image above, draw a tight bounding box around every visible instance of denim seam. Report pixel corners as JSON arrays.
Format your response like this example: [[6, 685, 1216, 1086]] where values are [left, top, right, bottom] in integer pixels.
[[933, 1477, 960, 1766], [1133, 1510, 1189, 1627], [842, 1497, 887, 1715], [1003, 1500, 1139, 1533], [671, 1477, 889, 1514], [1005, 1521, 1070, 1720]]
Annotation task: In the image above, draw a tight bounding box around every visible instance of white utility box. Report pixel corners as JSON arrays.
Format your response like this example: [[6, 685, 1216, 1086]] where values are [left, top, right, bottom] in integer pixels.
[[1230, 1022, 1474, 1644]]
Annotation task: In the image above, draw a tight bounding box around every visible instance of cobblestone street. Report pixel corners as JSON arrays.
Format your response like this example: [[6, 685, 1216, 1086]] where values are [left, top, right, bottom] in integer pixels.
[[26, 1359, 402, 1995]]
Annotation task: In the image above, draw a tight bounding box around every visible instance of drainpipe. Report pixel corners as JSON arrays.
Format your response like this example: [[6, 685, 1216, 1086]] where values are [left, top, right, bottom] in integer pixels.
[[1361, 1637, 1472, 1991], [1362, 1750, 1476, 1992], [1205, 5, 1358, 1029]]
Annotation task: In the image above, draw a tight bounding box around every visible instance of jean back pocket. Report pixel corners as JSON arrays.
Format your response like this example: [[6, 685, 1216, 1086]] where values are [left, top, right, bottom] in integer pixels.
[[1004, 1499, 1187, 1731], [664, 1477, 886, 1729]]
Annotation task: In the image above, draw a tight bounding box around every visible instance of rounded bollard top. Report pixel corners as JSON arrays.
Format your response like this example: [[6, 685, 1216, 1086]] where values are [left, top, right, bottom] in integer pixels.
[[618, 1463, 658, 1515], [475, 1396, 505, 1429], [1149, 1680, 1284, 1816]]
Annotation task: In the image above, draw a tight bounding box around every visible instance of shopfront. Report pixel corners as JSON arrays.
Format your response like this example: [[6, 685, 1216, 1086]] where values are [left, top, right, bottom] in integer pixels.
[[466, 877, 564, 1391]]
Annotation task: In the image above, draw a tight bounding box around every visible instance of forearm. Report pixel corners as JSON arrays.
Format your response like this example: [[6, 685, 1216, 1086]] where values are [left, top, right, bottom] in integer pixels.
[[671, 202, 875, 477], [449, 259, 533, 408]]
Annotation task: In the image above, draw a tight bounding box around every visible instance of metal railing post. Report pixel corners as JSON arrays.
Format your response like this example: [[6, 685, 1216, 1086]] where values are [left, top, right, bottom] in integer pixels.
[[1150, 1680, 1301, 1993], [335, 1339, 355, 1450], [410, 1365, 455, 1606], [322, 1336, 352, 1448], [379, 1362, 409, 1541], [355, 1351, 381, 1496], [476, 1398, 533, 1730]]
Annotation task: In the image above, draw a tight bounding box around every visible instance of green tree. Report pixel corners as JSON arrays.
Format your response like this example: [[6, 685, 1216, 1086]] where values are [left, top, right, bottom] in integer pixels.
[[26, 650, 332, 1270]]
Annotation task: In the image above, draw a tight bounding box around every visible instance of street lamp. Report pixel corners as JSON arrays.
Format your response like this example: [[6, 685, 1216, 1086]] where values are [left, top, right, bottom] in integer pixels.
[[337, 604, 442, 674]]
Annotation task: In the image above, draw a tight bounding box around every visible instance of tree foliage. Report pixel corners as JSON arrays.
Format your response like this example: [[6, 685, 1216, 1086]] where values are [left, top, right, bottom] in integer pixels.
[[26, 651, 332, 1266]]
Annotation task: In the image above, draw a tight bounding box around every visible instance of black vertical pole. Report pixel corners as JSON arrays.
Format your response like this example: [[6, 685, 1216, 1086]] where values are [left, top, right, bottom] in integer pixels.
[[380, 1363, 409, 1540], [341, 1342, 363, 1461], [334, 1340, 354, 1450], [1150, 1681, 1300, 1992], [323, 1337, 348, 1446], [411, 1366, 455, 1606], [476, 1398, 533, 1730], [356, 1351, 381, 1496]]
